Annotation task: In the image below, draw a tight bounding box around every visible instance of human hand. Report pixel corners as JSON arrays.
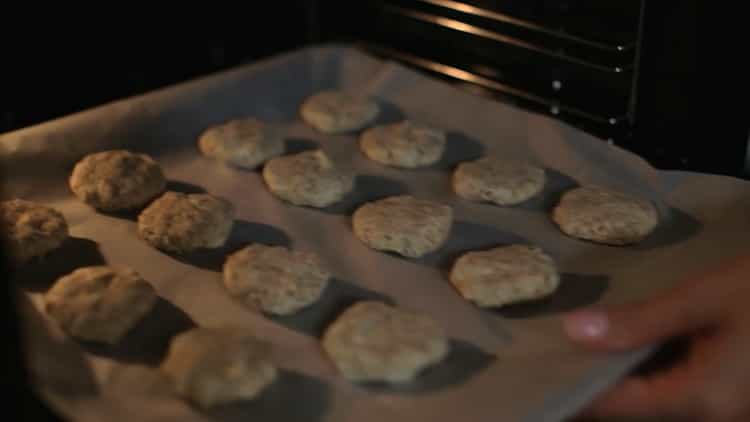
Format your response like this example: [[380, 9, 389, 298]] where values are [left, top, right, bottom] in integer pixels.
[[563, 254, 750, 421]]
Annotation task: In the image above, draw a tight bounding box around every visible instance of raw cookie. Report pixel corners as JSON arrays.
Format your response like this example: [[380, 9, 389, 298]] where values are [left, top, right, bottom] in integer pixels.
[[44, 266, 158, 344], [552, 186, 659, 245], [137, 191, 234, 254], [223, 244, 330, 315], [322, 301, 449, 383], [453, 157, 546, 205], [198, 117, 284, 169], [0, 199, 69, 264], [449, 245, 560, 308], [352, 195, 453, 258], [69, 150, 166, 211], [160, 327, 277, 409], [359, 120, 446, 168], [300, 90, 379, 134], [262, 149, 354, 208]]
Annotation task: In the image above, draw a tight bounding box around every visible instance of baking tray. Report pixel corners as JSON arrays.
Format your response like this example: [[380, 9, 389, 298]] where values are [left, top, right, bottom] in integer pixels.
[[2, 44, 750, 422]]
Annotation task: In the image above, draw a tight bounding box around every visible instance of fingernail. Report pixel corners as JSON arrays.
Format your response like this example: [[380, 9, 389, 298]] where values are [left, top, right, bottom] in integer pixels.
[[563, 310, 609, 340]]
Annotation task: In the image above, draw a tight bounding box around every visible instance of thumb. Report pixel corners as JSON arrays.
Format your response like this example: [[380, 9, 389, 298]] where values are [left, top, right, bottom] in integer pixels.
[[562, 281, 719, 351]]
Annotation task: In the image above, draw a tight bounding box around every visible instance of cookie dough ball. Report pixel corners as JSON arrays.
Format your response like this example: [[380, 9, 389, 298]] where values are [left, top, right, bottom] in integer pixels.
[[262, 149, 354, 208], [323, 301, 449, 383], [223, 244, 330, 315], [69, 150, 166, 211], [0, 199, 69, 264], [352, 195, 453, 258], [449, 245, 560, 308], [44, 266, 158, 344], [300, 90, 379, 134], [453, 157, 546, 205], [359, 120, 446, 168], [137, 191, 234, 254], [198, 117, 285, 169], [552, 186, 659, 245], [160, 327, 277, 409]]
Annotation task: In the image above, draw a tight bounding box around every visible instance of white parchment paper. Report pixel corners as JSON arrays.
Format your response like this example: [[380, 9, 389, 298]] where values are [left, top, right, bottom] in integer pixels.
[[3, 45, 750, 422]]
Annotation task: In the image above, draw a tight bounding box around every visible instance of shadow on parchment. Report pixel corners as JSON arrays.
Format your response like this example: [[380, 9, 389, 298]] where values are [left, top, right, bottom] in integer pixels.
[[406, 220, 529, 270], [204, 369, 331, 422], [168, 220, 291, 272], [12, 237, 106, 293], [317, 175, 409, 216], [96, 180, 207, 222], [495, 273, 610, 319], [370, 100, 406, 127], [514, 168, 579, 212], [270, 278, 393, 338], [359, 339, 495, 395], [82, 297, 195, 365], [165, 180, 207, 195], [284, 138, 320, 155], [432, 132, 487, 170], [97, 208, 140, 221], [631, 206, 702, 251]]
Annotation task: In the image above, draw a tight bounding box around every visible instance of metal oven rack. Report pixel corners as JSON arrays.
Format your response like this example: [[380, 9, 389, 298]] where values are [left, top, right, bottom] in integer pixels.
[[312, 0, 645, 144]]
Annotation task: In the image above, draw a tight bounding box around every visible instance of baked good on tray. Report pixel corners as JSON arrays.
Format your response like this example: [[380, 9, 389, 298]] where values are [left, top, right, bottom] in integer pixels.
[[160, 327, 277, 409], [262, 149, 355, 208], [44, 265, 158, 344], [223, 244, 330, 315], [453, 156, 546, 206], [552, 186, 659, 245], [449, 244, 560, 308], [69, 149, 166, 211], [300, 90, 379, 134], [322, 301, 449, 383], [198, 117, 285, 169], [359, 120, 446, 168], [0, 198, 69, 264], [352, 195, 453, 258], [137, 191, 234, 254]]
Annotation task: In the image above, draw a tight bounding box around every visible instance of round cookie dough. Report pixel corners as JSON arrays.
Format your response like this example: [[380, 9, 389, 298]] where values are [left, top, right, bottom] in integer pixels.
[[223, 244, 331, 315], [137, 191, 234, 254], [359, 120, 446, 168], [198, 117, 285, 169], [552, 186, 659, 245], [160, 327, 277, 409], [449, 245, 560, 308], [44, 266, 158, 344], [262, 149, 354, 208], [300, 90, 379, 134], [322, 301, 449, 383], [69, 150, 166, 211], [352, 195, 453, 258], [0, 199, 69, 264], [453, 157, 546, 205]]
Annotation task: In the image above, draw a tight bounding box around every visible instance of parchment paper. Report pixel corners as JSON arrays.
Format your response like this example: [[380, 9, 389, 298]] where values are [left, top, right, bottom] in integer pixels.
[[3, 45, 750, 422]]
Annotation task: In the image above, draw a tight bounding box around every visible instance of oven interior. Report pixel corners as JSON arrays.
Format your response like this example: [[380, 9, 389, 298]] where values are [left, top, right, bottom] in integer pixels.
[[1, 1, 744, 177]]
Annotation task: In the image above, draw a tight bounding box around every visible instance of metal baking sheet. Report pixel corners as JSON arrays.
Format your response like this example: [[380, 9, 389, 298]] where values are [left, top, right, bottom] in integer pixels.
[[3, 45, 750, 422]]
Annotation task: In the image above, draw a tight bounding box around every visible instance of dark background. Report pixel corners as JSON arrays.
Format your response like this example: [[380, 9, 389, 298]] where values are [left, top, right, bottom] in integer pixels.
[[1, 2, 745, 178], [0, 0, 748, 177], [2, 2, 746, 421]]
